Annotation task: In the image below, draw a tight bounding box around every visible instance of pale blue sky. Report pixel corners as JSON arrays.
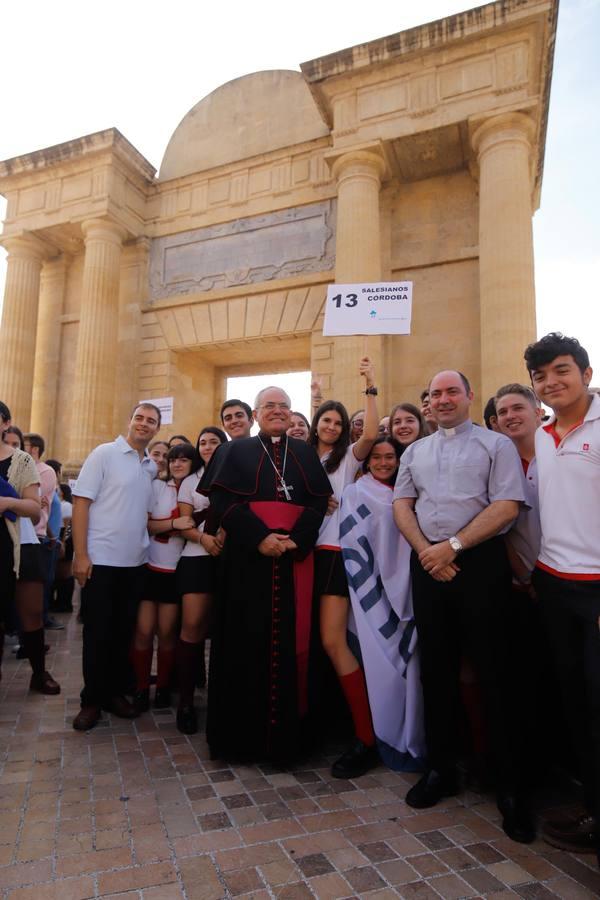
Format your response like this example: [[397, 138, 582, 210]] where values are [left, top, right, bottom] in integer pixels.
[[1, 0, 598, 387]]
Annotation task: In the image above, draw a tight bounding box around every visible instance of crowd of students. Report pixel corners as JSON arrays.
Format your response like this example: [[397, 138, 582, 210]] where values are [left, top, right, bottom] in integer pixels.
[[0, 331, 598, 865]]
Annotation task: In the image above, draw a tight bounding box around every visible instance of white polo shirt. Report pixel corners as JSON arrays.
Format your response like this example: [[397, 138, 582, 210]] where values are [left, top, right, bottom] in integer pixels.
[[148, 479, 185, 573], [178, 470, 210, 558], [317, 445, 362, 550], [74, 434, 157, 567], [535, 392, 600, 579]]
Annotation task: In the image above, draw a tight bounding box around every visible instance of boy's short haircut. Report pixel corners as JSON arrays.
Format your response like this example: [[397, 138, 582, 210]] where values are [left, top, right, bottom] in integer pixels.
[[524, 332, 590, 375]]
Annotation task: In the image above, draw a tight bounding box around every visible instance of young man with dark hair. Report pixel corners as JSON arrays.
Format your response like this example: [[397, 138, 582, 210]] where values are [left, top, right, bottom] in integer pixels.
[[71, 403, 161, 731], [220, 399, 253, 440], [525, 333, 600, 862]]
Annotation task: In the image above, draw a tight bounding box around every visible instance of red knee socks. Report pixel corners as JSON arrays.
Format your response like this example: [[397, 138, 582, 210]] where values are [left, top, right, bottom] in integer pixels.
[[177, 639, 201, 707], [339, 667, 375, 747], [131, 646, 153, 692], [157, 648, 176, 690]]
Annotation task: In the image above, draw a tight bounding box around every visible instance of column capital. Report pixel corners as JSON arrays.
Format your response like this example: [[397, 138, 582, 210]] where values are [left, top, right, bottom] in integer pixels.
[[325, 143, 389, 185], [470, 112, 536, 159], [81, 217, 127, 246], [0, 231, 52, 264]]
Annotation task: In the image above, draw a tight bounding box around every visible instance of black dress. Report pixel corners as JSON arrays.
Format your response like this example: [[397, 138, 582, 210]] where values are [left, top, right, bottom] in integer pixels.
[[200, 434, 331, 763]]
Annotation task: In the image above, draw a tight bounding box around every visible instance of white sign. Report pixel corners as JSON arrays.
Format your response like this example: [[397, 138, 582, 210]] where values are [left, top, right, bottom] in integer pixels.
[[139, 396, 174, 426], [323, 282, 413, 336]]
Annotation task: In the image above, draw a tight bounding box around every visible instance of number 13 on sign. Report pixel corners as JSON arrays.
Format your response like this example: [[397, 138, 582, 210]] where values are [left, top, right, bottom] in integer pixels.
[[323, 282, 413, 336]]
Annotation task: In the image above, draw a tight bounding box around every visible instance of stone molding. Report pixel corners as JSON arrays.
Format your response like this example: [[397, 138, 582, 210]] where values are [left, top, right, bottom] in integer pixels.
[[0, 231, 53, 263], [471, 111, 536, 159], [81, 217, 128, 247], [328, 148, 388, 188]]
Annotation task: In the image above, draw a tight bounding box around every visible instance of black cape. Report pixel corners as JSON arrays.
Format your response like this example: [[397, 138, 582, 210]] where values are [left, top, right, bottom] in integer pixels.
[[200, 434, 332, 763]]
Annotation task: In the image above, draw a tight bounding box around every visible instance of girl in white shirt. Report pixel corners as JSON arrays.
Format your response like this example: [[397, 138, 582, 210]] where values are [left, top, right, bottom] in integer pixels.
[[131, 443, 197, 713], [308, 357, 379, 779], [174, 426, 227, 735]]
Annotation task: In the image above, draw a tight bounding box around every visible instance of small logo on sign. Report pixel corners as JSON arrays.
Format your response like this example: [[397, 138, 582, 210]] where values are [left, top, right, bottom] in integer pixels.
[[369, 309, 377, 318], [583, 443, 590, 451]]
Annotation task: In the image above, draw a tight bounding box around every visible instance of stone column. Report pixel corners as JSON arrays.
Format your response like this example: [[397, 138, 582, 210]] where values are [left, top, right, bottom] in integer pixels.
[[329, 149, 386, 412], [472, 113, 537, 402], [67, 218, 126, 470], [0, 234, 47, 427], [30, 254, 70, 446]]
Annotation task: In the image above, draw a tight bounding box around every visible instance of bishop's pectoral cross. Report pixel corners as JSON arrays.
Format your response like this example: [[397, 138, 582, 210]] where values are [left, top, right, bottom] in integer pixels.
[[277, 481, 294, 501]]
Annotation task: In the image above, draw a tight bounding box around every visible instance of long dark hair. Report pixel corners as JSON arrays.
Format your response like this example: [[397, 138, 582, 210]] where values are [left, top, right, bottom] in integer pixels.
[[362, 436, 401, 485], [195, 426, 227, 456], [309, 400, 350, 474]]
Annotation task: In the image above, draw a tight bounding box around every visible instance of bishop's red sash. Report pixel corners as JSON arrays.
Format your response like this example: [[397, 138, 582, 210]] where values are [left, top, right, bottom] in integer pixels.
[[249, 501, 313, 716]]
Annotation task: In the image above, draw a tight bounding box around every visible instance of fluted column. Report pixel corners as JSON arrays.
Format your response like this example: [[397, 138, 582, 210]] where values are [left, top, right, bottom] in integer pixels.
[[30, 254, 70, 445], [329, 149, 386, 412], [472, 113, 537, 401], [0, 234, 48, 427], [67, 219, 126, 469]]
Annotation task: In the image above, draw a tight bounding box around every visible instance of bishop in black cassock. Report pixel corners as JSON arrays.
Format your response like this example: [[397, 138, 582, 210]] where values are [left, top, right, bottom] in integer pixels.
[[199, 388, 332, 764]]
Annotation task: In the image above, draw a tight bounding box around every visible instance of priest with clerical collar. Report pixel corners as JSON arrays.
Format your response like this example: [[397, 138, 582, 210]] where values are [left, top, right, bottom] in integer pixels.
[[199, 386, 332, 764]]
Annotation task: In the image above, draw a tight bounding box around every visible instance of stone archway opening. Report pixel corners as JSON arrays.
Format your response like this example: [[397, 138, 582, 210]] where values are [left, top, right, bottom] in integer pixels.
[[226, 370, 312, 435]]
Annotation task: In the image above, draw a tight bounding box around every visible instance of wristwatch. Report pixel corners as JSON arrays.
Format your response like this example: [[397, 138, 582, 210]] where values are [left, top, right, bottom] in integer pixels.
[[364, 386, 378, 396], [448, 535, 463, 554]]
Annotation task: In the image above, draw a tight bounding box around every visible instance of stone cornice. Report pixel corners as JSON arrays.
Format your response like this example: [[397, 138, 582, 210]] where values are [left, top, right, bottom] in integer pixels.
[[0, 128, 156, 185], [301, 0, 558, 130], [302, 0, 556, 85]]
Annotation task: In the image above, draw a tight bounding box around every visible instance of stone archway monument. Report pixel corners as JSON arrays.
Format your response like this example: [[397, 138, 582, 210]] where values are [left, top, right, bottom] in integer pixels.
[[0, 0, 557, 467]]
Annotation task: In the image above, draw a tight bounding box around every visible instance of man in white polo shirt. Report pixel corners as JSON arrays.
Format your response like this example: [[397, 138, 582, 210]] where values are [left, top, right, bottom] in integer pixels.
[[525, 333, 600, 862], [72, 403, 161, 731]]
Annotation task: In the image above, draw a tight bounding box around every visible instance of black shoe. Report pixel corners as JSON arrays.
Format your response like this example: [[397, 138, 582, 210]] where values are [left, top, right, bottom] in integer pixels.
[[497, 793, 536, 844], [176, 704, 198, 735], [44, 618, 65, 631], [103, 696, 137, 719], [543, 812, 598, 854], [154, 688, 172, 709], [73, 705, 101, 731], [133, 689, 150, 714], [331, 739, 379, 779], [406, 769, 460, 809], [29, 670, 61, 695]]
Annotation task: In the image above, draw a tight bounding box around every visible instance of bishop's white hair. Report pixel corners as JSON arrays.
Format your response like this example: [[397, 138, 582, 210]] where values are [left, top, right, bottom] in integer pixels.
[[253, 386, 292, 409]]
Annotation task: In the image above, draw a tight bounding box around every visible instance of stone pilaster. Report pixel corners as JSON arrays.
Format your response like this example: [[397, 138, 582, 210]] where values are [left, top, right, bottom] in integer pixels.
[[0, 234, 48, 428], [67, 219, 126, 470], [327, 149, 386, 413], [472, 113, 537, 402], [30, 254, 70, 446]]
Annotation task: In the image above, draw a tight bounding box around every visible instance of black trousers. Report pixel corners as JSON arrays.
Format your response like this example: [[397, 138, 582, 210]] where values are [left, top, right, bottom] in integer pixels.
[[533, 567, 600, 819], [80, 564, 145, 707], [411, 536, 522, 792]]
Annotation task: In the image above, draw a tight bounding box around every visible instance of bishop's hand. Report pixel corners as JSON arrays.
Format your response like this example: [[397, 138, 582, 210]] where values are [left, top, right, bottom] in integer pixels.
[[258, 533, 290, 557]]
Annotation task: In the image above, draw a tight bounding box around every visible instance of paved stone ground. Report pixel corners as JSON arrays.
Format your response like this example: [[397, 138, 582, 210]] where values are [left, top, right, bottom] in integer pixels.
[[1, 611, 599, 900]]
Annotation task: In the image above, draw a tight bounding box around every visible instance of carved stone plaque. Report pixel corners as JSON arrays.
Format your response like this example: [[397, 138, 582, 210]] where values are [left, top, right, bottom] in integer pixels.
[[149, 199, 336, 300]]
